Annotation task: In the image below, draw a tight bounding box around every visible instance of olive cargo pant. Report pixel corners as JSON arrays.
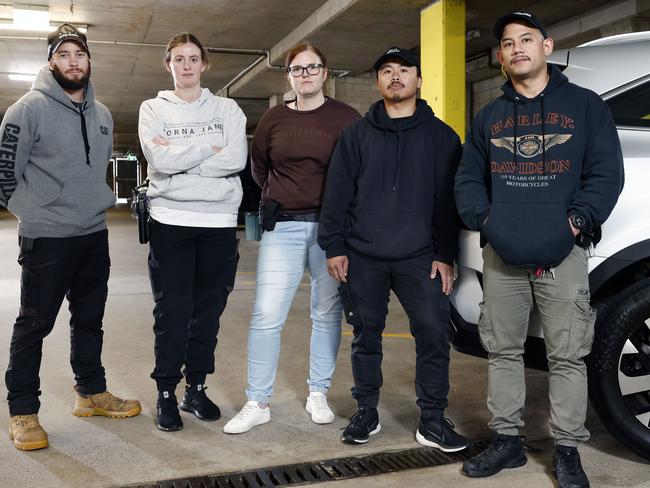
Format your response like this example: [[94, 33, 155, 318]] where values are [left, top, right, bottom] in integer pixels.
[[479, 245, 596, 447]]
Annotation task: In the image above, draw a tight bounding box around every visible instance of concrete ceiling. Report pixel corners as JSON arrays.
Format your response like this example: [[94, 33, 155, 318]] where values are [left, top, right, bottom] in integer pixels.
[[1, 0, 649, 155]]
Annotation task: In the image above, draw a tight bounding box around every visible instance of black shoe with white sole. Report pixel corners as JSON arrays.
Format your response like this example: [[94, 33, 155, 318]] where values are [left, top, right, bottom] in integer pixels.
[[415, 417, 470, 452], [156, 391, 183, 432], [179, 384, 221, 421], [341, 408, 381, 445]]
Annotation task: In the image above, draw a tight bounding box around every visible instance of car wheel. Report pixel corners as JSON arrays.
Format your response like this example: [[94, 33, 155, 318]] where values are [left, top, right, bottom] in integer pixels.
[[589, 278, 650, 461]]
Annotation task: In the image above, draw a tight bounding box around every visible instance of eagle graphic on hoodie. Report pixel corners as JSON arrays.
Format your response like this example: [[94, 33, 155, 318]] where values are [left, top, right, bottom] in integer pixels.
[[455, 65, 624, 269]]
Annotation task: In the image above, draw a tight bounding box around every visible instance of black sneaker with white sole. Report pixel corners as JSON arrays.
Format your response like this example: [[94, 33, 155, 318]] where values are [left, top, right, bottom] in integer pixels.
[[179, 384, 221, 421], [156, 391, 183, 432], [415, 417, 470, 452], [341, 408, 381, 445]]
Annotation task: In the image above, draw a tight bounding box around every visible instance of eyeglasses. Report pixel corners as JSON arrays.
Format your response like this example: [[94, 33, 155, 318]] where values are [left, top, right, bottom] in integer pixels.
[[287, 63, 324, 77]]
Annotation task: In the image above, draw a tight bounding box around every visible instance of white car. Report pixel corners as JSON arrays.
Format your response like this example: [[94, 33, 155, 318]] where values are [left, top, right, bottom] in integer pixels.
[[452, 32, 650, 460]]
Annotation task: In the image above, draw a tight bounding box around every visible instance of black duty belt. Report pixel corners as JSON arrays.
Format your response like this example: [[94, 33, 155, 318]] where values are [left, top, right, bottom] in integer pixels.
[[276, 212, 320, 222]]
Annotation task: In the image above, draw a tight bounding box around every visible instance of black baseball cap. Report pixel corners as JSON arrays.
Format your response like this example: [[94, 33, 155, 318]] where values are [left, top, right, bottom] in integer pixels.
[[373, 47, 420, 74], [493, 11, 548, 42], [47, 23, 90, 60]]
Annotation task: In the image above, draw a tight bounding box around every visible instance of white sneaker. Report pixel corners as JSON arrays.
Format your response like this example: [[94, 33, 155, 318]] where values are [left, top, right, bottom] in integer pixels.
[[223, 401, 271, 434], [305, 392, 335, 424]]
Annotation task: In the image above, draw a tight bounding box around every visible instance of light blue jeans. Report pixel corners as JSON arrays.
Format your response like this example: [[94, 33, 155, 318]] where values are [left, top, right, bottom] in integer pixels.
[[246, 221, 342, 403]]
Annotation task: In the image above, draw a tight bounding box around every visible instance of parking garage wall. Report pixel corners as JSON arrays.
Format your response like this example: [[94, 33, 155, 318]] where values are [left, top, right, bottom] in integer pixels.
[[471, 74, 504, 115], [330, 73, 378, 116]]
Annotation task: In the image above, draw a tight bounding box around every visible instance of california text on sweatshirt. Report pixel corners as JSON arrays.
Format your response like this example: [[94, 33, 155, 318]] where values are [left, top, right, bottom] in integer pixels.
[[0, 66, 115, 238], [251, 97, 360, 213], [455, 65, 624, 269]]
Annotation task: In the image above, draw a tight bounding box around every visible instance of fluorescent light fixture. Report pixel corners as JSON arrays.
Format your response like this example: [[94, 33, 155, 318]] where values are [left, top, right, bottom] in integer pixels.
[[0, 21, 53, 32], [13, 5, 49, 29], [0, 5, 87, 33], [7, 73, 37, 82], [0, 21, 87, 33]]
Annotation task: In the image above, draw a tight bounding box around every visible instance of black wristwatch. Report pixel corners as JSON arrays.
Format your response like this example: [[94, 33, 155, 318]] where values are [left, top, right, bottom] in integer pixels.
[[569, 213, 587, 232]]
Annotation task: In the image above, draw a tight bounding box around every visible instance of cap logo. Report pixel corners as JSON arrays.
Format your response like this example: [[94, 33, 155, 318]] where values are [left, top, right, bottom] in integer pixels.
[[58, 32, 80, 41], [386, 48, 400, 54], [58, 24, 79, 36], [512, 11, 532, 18]]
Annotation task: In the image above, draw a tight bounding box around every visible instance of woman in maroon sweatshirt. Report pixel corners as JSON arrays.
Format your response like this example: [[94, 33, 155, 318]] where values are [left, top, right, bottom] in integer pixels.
[[224, 42, 359, 434]]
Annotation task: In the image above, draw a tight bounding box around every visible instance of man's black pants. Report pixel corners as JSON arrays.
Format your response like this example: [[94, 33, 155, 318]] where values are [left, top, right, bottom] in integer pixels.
[[5, 230, 110, 416], [347, 249, 451, 418], [148, 221, 238, 392]]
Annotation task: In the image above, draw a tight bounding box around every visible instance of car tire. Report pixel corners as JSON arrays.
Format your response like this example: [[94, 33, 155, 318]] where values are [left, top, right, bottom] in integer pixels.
[[589, 278, 650, 461]]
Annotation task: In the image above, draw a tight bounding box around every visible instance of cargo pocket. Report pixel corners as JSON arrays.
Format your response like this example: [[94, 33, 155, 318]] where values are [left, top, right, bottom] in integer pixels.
[[478, 301, 495, 353], [338, 282, 362, 330], [569, 289, 596, 359], [147, 253, 164, 303], [18, 243, 56, 318]]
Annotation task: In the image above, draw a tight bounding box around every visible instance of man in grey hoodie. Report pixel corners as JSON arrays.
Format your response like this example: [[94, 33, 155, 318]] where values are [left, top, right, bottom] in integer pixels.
[[0, 24, 141, 452]]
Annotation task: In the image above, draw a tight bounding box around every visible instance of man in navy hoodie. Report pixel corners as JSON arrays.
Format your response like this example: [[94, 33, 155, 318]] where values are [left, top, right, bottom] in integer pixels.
[[319, 47, 468, 451], [455, 12, 624, 487]]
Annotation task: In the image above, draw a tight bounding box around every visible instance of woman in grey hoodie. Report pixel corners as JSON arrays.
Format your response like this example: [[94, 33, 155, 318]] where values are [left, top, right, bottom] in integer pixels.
[[138, 32, 247, 432]]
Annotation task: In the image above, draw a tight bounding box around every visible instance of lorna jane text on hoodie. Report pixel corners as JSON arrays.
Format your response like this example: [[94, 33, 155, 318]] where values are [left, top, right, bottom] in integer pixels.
[[162, 119, 223, 138]]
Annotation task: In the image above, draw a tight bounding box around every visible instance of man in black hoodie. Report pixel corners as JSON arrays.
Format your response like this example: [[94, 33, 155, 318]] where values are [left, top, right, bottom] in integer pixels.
[[455, 12, 624, 487], [318, 47, 468, 451]]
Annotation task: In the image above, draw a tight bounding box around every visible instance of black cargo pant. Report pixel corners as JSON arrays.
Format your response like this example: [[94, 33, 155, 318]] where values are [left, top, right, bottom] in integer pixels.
[[347, 249, 451, 418], [148, 221, 238, 392], [5, 230, 110, 416]]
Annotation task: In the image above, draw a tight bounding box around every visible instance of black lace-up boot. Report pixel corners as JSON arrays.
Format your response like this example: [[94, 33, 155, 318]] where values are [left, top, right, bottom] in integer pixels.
[[553, 445, 590, 488], [462, 433, 526, 477]]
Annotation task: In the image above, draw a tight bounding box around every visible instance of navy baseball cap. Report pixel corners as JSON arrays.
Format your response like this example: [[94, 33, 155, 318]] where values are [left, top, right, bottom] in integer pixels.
[[373, 47, 420, 73], [494, 12, 548, 42], [48, 23, 90, 60]]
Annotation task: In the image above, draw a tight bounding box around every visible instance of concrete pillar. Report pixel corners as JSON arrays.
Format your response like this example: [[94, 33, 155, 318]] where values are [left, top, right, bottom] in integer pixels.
[[324, 76, 336, 99], [420, 0, 466, 141], [269, 93, 284, 108]]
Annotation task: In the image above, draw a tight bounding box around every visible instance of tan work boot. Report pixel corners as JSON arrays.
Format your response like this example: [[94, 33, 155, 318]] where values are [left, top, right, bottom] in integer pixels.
[[9, 414, 49, 451], [73, 391, 141, 418]]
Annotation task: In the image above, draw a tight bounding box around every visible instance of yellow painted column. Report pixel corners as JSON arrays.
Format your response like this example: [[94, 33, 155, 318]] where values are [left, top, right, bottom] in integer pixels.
[[421, 0, 466, 141]]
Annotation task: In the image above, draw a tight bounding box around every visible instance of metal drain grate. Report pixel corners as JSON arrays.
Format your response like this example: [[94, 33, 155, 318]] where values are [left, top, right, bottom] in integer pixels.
[[118, 441, 489, 488]]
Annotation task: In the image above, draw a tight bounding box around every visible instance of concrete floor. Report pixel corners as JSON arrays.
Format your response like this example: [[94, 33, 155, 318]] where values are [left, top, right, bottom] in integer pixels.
[[0, 208, 648, 488]]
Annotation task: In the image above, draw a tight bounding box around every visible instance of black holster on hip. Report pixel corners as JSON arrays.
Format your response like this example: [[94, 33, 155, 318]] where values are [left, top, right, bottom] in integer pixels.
[[259, 199, 281, 232], [131, 182, 150, 244]]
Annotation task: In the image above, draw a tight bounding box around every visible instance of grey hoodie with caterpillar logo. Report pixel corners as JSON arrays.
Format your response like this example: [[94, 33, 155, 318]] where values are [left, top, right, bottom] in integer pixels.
[[0, 66, 115, 238]]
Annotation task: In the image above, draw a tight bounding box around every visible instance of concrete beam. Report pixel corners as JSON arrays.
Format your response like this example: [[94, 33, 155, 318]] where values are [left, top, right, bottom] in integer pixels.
[[489, 0, 644, 66], [548, 0, 637, 41], [228, 0, 359, 96]]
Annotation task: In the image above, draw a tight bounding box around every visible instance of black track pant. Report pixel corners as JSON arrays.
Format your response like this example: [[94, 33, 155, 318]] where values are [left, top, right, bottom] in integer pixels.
[[347, 249, 451, 418], [5, 230, 110, 416], [148, 221, 238, 393]]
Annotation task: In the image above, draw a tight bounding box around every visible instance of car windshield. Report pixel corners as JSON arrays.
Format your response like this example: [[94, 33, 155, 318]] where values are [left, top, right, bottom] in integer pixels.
[[606, 80, 650, 128]]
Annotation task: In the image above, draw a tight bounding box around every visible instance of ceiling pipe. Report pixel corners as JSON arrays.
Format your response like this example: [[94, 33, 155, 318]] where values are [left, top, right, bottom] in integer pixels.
[[0, 36, 351, 98], [0, 35, 270, 54], [219, 53, 269, 98]]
